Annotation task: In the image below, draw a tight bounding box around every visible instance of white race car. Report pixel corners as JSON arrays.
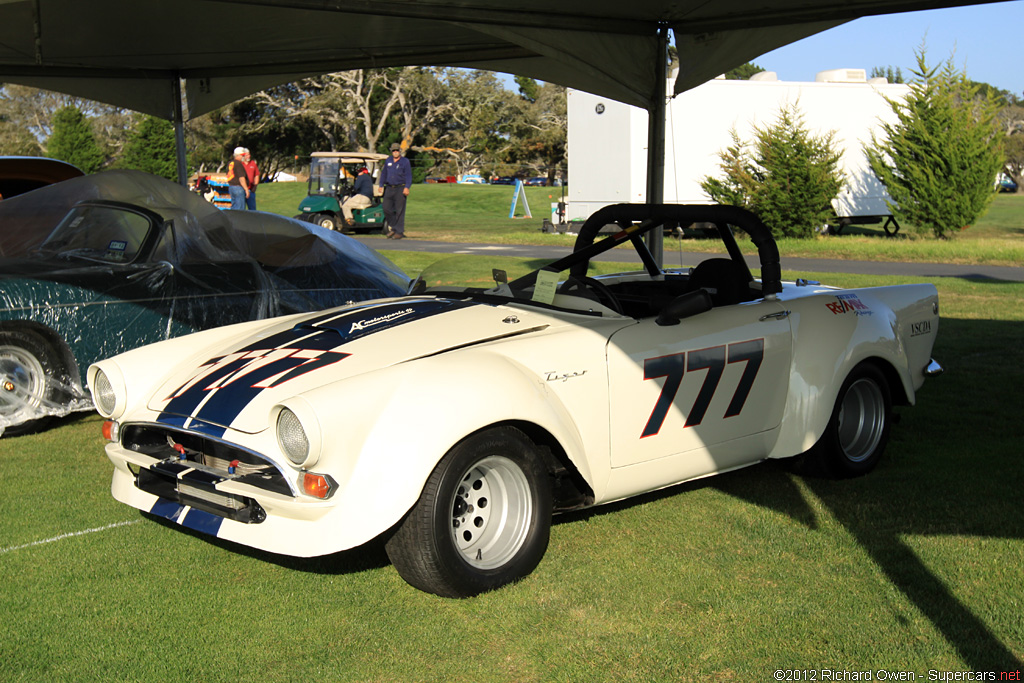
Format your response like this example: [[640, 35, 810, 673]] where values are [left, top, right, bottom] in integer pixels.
[[89, 204, 942, 597]]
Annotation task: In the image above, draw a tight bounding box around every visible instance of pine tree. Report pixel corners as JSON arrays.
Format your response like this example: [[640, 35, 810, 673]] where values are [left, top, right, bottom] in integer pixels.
[[701, 104, 844, 239], [120, 115, 178, 180], [47, 106, 104, 173], [866, 48, 1005, 238]]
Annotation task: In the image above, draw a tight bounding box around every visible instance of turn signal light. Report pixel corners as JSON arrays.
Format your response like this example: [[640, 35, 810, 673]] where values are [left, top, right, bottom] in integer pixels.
[[302, 472, 335, 499], [101, 420, 119, 442]]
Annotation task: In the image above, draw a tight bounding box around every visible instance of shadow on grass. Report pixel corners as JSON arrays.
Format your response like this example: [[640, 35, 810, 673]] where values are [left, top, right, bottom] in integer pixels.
[[558, 316, 1024, 670]]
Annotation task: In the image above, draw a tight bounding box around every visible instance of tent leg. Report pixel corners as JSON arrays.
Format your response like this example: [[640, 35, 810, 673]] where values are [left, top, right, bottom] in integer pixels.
[[644, 23, 668, 265], [172, 75, 188, 186]]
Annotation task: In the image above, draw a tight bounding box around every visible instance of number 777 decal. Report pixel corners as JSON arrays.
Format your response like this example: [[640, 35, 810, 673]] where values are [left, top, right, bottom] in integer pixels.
[[641, 339, 764, 438]]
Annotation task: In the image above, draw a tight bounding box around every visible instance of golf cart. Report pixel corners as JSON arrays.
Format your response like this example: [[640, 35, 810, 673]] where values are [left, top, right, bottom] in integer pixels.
[[296, 152, 388, 233]]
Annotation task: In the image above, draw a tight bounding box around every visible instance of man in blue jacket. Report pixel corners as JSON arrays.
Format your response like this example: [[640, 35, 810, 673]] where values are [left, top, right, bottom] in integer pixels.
[[378, 143, 412, 239]]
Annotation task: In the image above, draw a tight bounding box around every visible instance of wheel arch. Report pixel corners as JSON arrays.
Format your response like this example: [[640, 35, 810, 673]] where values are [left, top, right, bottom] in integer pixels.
[[0, 320, 82, 391], [476, 419, 595, 512]]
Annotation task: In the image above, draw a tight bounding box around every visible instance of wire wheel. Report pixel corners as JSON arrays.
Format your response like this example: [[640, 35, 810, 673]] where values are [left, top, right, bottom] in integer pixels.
[[0, 330, 63, 436], [0, 344, 47, 419]]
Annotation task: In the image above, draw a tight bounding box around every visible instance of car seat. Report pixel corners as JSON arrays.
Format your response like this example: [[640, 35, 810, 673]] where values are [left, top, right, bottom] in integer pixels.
[[686, 258, 752, 307]]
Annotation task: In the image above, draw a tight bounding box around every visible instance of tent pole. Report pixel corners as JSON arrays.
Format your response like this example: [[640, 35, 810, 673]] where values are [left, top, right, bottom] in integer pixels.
[[644, 23, 668, 265], [172, 73, 188, 186]]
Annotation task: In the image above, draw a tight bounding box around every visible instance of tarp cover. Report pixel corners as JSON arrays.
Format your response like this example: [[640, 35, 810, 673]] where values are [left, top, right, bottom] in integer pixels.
[[0, 170, 409, 432], [0, 0, 1008, 118]]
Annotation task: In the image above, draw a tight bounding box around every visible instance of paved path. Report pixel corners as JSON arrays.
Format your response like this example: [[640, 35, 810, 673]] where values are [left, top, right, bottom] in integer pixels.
[[357, 236, 1024, 282]]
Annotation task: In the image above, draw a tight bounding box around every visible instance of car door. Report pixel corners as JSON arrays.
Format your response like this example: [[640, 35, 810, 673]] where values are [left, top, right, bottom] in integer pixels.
[[606, 298, 793, 479]]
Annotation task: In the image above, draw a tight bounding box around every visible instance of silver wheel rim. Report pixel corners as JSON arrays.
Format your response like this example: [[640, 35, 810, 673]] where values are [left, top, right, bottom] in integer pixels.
[[0, 345, 47, 421], [837, 378, 885, 463], [449, 455, 532, 570]]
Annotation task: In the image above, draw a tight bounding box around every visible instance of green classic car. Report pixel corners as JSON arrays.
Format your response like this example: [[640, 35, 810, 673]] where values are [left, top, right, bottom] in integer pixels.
[[0, 170, 409, 436]]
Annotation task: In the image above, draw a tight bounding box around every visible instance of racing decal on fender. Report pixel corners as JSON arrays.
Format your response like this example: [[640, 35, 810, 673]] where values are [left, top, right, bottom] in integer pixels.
[[826, 293, 872, 316], [910, 320, 932, 337], [156, 299, 477, 433]]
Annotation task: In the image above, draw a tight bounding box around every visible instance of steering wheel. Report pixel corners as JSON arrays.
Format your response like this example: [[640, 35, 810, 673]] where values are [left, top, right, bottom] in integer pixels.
[[558, 276, 623, 315]]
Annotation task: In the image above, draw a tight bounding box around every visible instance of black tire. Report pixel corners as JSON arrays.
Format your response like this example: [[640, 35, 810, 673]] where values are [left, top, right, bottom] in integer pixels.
[[385, 426, 552, 597], [810, 362, 892, 478], [0, 330, 64, 437], [317, 214, 337, 231]]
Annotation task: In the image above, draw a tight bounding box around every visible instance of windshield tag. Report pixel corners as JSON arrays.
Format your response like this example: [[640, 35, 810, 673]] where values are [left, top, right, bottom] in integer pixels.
[[532, 269, 559, 305]]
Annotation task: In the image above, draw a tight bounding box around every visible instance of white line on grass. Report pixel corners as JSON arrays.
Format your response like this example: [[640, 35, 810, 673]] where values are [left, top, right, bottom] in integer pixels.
[[0, 520, 141, 555]]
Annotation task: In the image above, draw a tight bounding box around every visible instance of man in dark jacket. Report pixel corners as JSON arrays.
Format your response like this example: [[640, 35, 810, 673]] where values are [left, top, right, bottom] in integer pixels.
[[378, 143, 412, 239], [341, 166, 373, 227]]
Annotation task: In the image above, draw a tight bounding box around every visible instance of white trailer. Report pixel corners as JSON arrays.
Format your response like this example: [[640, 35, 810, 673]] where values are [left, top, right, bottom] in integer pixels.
[[566, 69, 911, 232]]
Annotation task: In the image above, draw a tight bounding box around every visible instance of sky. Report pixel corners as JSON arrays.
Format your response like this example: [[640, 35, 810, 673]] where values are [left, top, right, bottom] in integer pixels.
[[754, 1, 1024, 96]]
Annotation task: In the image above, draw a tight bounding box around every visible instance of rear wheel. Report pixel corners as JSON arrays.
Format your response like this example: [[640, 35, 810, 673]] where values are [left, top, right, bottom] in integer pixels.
[[385, 427, 552, 597], [0, 330, 63, 436], [811, 362, 892, 477]]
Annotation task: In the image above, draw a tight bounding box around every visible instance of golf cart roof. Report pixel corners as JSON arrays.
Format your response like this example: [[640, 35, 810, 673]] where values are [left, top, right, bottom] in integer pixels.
[[311, 152, 389, 162]]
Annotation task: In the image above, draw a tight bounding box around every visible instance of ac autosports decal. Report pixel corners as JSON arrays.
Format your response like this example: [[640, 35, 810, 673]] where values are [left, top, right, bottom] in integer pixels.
[[157, 299, 475, 436]]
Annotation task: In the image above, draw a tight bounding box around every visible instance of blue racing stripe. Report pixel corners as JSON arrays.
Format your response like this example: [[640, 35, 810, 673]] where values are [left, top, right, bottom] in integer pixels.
[[150, 498, 187, 523], [180, 508, 224, 536]]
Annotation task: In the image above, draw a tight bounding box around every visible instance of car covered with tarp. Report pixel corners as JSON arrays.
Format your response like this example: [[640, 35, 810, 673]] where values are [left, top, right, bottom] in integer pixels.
[[0, 170, 408, 436]]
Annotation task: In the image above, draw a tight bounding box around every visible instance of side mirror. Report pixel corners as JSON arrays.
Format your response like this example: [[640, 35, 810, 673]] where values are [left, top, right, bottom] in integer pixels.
[[656, 289, 712, 326]]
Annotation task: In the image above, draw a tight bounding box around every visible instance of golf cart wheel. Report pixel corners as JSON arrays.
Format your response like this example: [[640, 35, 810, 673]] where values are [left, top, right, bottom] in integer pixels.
[[385, 426, 552, 597], [0, 330, 64, 436], [317, 214, 337, 231]]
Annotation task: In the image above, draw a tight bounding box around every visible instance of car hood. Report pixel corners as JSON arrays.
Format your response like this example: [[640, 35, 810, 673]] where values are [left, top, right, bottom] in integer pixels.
[[147, 297, 580, 435]]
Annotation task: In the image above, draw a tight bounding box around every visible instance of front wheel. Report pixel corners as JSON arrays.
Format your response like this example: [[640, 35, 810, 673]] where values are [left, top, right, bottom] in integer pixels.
[[810, 362, 892, 478], [0, 330, 64, 436], [317, 214, 337, 231], [385, 427, 552, 597]]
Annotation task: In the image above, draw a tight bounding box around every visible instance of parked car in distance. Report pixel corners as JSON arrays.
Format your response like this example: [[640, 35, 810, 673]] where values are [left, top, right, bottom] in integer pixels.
[[457, 174, 486, 184], [0, 170, 408, 437], [91, 202, 941, 598], [525, 177, 548, 186], [490, 176, 516, 185]]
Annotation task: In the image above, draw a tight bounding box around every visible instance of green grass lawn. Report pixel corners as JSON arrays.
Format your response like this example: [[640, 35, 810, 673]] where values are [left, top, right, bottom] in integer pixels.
[[258, 181, 1024, 268], [2, 264, 1022, 680]]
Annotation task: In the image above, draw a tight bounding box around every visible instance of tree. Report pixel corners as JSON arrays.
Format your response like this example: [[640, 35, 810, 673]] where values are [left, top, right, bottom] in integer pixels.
[[118, 115, 178, 180], [1, 84, 133, 163], [417, 70, 528, 178], [724, 62, 765, 81], [503, 78, 566, 182], [47, 105, 105, 173], [870, 66, 905, 84], [701, 104, 844, 239], [866, 47, 1005, 238]]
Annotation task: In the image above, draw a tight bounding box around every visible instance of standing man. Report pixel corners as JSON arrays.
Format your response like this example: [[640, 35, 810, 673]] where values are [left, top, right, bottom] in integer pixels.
[[378, 142, 412, 239], [227, 147, 250, 210], [243, 148, 260, 210], [341, 166, 373, 227]]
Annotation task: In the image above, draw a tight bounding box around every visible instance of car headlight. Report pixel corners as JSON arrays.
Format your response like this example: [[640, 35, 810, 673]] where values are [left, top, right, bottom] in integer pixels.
[[277, 407, 311, 467], [92, 369, 116, 415]]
